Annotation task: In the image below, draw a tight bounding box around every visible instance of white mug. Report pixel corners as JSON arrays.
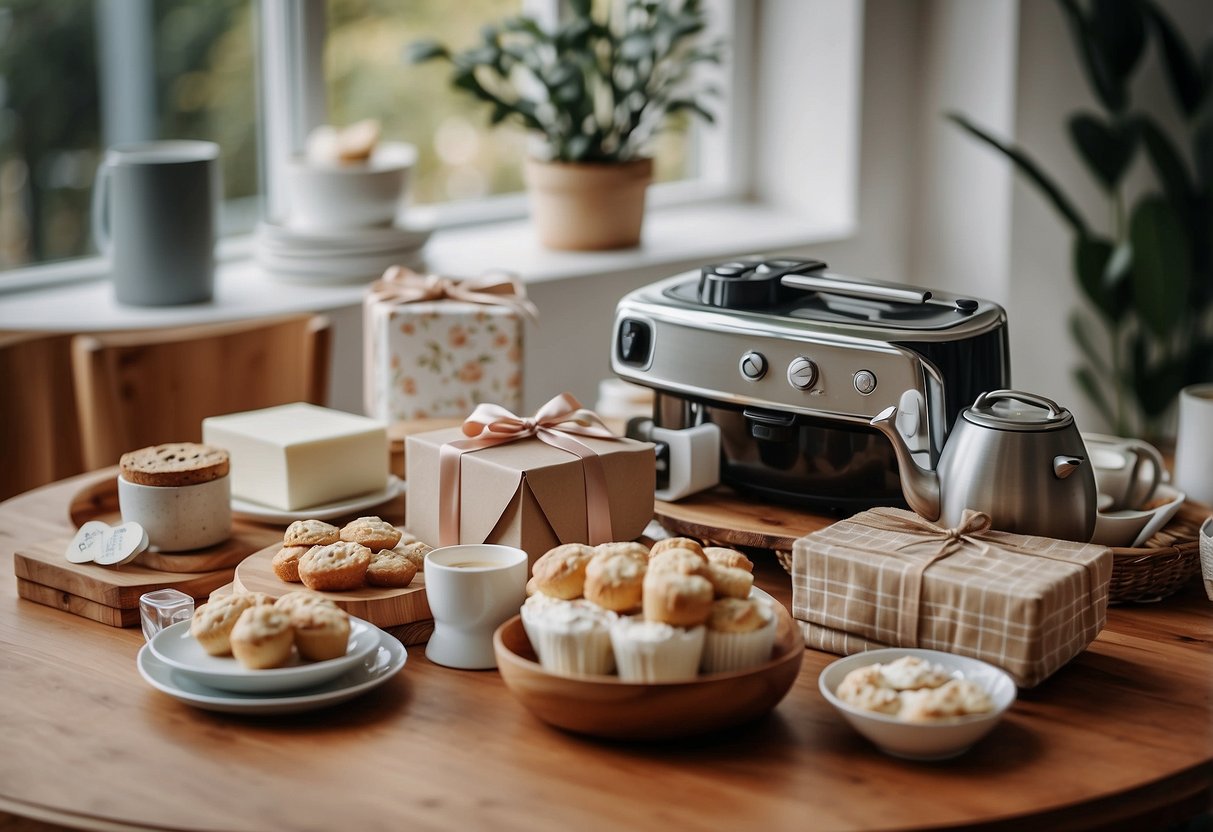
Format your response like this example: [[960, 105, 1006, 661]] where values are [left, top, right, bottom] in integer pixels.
[[424, 544, 528, 670], [1174, 384, 1213, 507], [93, 140, 220, 306], [1083, 432, 1165, 511]]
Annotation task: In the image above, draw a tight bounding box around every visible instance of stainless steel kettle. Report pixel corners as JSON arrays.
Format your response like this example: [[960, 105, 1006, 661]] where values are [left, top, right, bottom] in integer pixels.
[[870, 389, 1097, 542]]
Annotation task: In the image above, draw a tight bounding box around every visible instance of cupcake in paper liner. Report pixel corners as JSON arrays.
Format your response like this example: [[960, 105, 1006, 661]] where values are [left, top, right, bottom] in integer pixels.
[[700, 597, 776, 674], [609, 616, 706, 682], [520, 594, 617, 676]]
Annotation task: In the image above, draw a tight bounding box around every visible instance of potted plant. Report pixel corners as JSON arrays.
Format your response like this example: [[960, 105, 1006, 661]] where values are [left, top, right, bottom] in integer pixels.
[[409, 0, 723, 250], [949, 0, 1212, 441]]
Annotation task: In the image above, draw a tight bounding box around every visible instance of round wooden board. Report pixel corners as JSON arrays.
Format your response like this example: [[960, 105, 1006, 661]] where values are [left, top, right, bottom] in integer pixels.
[[654, 485, 837, 552], [233, 543, 431, 629]]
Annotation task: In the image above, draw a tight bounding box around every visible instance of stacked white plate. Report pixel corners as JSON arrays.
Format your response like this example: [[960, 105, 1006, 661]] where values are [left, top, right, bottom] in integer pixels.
[[254, 221, 431, 285], [137, 615, 408, 713]]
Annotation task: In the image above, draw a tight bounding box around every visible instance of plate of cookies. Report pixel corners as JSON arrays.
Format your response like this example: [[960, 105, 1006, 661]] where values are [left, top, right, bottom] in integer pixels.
[[230, 475, 405, 523], [818, 648, 1017, 760], [149, 591, 381, 694], [493, 538, 803, 740]]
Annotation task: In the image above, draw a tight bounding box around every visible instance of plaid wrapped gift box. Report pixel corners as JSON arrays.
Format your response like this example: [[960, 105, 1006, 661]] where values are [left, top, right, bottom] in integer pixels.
[[792, 507, 1113, 687]]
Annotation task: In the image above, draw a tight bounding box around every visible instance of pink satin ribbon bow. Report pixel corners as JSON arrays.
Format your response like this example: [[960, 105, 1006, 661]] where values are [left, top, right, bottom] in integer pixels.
[[368, 266, 539, 321], [438, 393, 619, 548]]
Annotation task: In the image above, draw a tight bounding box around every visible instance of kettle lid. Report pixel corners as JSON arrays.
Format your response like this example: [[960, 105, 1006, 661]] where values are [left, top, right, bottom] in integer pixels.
[[962, 389, 1074, 432]]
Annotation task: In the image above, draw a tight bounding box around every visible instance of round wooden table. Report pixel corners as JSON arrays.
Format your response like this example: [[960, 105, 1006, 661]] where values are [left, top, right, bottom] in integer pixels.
[[1, 471, 1211, 832]]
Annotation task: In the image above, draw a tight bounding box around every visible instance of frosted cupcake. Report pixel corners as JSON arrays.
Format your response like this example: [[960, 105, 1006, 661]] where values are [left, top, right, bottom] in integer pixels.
[[608, 616, 706, 682], [520, 594, 618, 676], [700, 597, 776, 674]]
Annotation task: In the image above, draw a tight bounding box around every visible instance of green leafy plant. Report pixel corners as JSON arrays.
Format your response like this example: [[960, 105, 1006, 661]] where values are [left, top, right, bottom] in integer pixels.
[[949, 0, 1212, 439], [408, 0, 723, 163]]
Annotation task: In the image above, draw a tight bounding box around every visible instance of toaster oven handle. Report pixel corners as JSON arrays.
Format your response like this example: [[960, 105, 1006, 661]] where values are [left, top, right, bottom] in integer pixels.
[[780, 272, 932, 305]]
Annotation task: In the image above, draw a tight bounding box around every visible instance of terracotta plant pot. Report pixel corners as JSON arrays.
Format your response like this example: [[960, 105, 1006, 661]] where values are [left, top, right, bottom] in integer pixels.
[[523, 157, 653, 251]]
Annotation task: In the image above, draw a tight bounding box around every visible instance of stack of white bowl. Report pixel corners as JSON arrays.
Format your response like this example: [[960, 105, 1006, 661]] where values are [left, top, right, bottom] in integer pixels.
[[255, 141, 429, 284]]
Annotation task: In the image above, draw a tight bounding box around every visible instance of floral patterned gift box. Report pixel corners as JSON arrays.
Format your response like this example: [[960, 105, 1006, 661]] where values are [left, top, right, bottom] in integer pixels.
[[364, 267, 538, 421]]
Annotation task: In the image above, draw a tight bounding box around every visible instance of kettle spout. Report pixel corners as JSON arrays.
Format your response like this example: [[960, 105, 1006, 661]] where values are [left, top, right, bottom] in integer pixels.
[[870, 405, 942, 520]]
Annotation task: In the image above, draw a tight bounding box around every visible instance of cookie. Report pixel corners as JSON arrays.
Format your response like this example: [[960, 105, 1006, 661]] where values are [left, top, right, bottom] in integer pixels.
[[271, 545, 311, 583], [592, 541, 650, 563], [584, 552, 646, 612], [704, 563, 753, 599], [190, 593, 259, 656], [230, 606, 295, 670], [704, 547, 754, 573], [119, 443, 229, 487], [365, 550, 419, 588], [284, 519, 340, 547], [339, 516, 402, 550], [298, 542, 372, 591], [648, 548, 710, 578], [649, 537, 704, 559], [642, 571, 713, 628], [531, 543, 596, 599], [393, 540, 432, 572]]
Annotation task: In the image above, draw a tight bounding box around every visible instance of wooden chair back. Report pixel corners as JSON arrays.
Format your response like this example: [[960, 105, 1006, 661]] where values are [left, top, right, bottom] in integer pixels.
[[71, 315, 332, 469], [0, 331, 84, 500]]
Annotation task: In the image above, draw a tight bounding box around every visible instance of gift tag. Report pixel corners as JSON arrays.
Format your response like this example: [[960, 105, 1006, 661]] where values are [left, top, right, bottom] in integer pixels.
[[93, 522, 150, 566], [65, 521, 112, 564]]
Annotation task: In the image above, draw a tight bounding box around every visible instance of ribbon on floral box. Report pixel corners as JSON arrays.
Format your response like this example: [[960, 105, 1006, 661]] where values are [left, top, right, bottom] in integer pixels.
[[791, 507, 1113, 686], [406, 393, 655, 559], [363, 266, 539, 421]]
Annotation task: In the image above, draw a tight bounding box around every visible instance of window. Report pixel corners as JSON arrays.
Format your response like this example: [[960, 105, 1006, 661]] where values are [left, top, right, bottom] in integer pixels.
[[0, 0, 257, 270], [268, 0, 732, 225]]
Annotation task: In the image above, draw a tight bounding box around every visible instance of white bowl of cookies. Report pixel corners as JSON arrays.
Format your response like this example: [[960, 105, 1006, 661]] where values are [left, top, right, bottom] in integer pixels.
[[818, 648, 1017, 760], [149, 591, 379, 694], [494, 538, 803, 740]]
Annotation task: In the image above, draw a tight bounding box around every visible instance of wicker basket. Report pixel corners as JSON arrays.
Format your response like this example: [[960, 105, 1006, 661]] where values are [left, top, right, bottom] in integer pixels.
[[1107, 501, 1207, 604]]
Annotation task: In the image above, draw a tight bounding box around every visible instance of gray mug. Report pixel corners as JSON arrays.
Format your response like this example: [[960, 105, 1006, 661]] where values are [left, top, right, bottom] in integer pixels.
[[92, 140, 220, 306]]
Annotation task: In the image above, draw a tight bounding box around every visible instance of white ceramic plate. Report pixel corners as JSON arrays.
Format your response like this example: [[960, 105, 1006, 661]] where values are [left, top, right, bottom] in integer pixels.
[[148, 617, 380, 694], [137, 631, 407, 715], [256, 220, 431, 251], [231, 475, 405, 523], [818, 648, 1017, 761]]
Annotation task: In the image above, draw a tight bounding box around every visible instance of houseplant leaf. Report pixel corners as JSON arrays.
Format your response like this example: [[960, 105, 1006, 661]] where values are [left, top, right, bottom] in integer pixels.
[[1068, 311, 1111, 375], [407, 40, 449, 64], [1068, 113, 1137, 191], [1055, 0, 1126, 112], [1141, 0, 1205, 117], [1089, 0, 1147, 81], [1074, 365, 1116, 426], [1074, 234, 1131, 323], [1129, 196, 1191, 337], [948, 113, 1090, 236], [1129, 333, 1185, 419], [1133, 114, 1196, 206]]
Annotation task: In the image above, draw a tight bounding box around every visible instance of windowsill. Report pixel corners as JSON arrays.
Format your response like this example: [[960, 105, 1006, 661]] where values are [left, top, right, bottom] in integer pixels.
[[0, 198, 854, 331]]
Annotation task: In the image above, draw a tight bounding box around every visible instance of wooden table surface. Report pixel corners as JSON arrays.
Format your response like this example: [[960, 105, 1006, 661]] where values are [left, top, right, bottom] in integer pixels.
[[1, 471, 1211, 832]]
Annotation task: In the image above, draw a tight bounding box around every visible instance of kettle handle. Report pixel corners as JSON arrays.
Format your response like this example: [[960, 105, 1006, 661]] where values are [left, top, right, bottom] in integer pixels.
[[973, 389, 1064, 419]]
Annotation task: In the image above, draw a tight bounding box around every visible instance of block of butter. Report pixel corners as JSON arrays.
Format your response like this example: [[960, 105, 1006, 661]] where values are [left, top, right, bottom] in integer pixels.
[[202, 403, 387, 511]]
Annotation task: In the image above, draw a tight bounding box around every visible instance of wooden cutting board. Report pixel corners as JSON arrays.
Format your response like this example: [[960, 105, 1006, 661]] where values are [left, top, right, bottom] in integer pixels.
[[232, 544, 431, 630], [13, 538, 236, 625]]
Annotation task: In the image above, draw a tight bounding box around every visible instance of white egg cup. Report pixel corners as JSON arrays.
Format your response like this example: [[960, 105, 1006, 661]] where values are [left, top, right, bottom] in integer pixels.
[[424, 544, 528, 670], [117, 474, 232, 552]]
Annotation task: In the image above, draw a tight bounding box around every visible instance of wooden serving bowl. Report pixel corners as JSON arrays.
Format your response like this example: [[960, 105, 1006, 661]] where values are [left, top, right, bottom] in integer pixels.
[[493, 601, 803, 740]]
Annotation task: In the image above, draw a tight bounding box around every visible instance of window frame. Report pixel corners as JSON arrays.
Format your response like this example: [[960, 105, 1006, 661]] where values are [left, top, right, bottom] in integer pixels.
[[259, 0, 751, 228]]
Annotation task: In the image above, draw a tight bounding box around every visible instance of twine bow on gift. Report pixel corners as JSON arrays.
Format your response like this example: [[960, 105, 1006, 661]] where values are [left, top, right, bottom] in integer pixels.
[[368, 266, 539, 321], [437, 393, 620, 547], [863, 508, 996, 647]]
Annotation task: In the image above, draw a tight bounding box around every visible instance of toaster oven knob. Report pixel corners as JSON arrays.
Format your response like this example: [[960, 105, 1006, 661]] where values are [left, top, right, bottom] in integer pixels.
[[739, 351, 767, 381], [787, 356, 819, 391], [853, 369, 877, 395]]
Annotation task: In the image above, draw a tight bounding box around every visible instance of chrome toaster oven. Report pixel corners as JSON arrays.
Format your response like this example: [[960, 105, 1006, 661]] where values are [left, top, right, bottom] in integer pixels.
[[610, 257, 1011, 510]]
